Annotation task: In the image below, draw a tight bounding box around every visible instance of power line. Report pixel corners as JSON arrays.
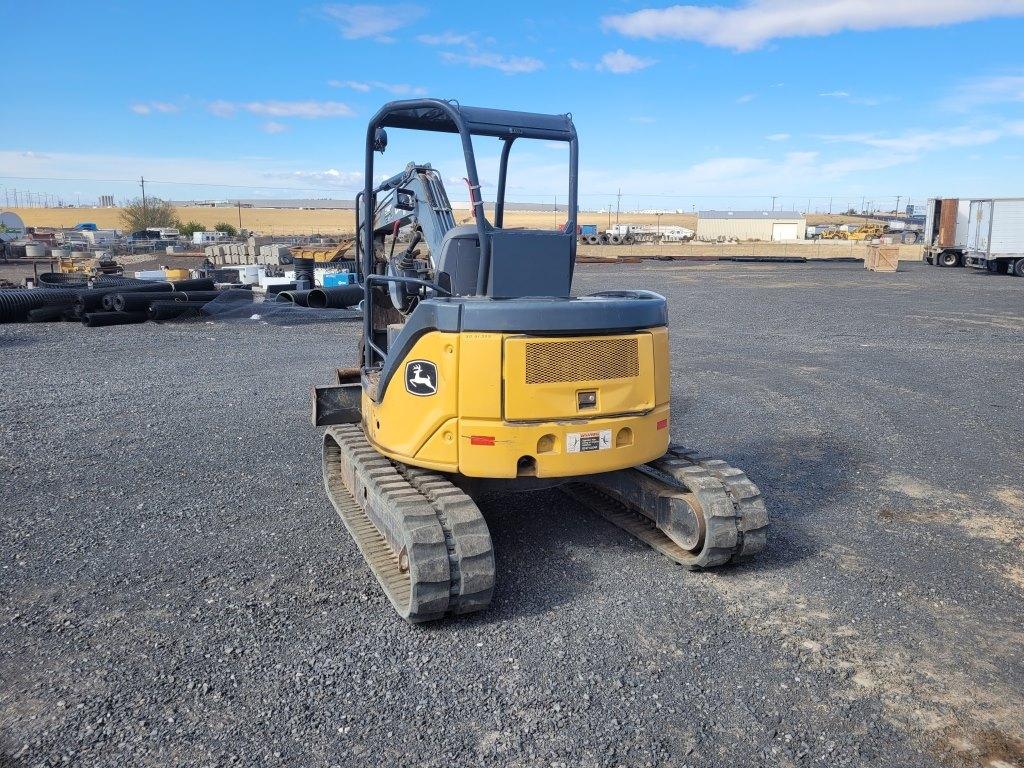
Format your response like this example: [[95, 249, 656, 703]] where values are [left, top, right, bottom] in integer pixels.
[[0, 175, 926, 201]]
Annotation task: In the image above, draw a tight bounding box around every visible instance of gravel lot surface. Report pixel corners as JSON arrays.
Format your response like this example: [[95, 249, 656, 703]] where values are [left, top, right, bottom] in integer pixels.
[[2, 261, 1022, 767]]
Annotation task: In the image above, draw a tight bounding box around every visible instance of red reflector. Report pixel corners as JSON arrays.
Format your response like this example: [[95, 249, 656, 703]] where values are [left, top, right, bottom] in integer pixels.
[[657, 419, 668, 430], [470, 435, 496, 446]]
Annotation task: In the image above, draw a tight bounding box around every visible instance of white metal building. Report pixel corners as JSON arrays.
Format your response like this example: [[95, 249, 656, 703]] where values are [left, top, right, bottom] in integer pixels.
[[696, 210, 807, 241], [193, 230, 228, 245]]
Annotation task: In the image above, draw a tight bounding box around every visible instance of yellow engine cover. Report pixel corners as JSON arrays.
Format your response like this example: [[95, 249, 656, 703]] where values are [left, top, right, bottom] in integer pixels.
[[362, 328, 671, 479]]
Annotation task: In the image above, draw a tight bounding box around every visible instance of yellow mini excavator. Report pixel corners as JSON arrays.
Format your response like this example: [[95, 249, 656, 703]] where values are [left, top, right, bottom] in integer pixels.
[[313, 99, 768, 622]]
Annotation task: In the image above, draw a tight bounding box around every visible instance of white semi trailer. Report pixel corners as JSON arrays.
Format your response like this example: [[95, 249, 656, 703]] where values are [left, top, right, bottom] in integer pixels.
[[963, 198, 1024, 276]]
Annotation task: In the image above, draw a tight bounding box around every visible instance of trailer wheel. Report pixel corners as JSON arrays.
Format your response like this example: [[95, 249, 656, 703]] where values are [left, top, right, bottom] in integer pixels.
[[623, 234, 636, 245], [608, 234, 622, 245], [599, 233, 610, 245], [1014, 258, 1024, 277], [586, 235, 600, 245], [939, 250, 959, 267], [902, 231, 919, 244]]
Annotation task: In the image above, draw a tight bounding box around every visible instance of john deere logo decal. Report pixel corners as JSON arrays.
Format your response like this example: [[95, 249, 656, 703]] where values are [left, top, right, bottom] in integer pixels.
[[406, 360, 437, 396]]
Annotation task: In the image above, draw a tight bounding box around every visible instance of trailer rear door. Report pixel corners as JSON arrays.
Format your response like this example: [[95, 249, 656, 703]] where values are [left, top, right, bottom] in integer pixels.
[[989, 199, 1024, 256], [938, 198, 959, 247], [967, 200, 992, 254]]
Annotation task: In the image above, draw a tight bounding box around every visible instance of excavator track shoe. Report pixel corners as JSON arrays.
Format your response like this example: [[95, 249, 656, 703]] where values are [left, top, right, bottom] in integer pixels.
[[566, 444, 768, 569], [323, 425, 495, 622]]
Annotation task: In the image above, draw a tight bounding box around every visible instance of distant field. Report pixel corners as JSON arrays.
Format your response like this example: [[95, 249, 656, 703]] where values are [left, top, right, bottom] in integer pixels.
[[10, 206, 880, 237]]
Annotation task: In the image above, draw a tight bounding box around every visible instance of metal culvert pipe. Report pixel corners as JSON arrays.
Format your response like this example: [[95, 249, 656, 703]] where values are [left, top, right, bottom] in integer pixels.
[[0, 289, 80, 323], [276, 289, 314, 306], [306, 285, 363, 309], [80, 311, 148, 327], [148, 300, 208, 322]]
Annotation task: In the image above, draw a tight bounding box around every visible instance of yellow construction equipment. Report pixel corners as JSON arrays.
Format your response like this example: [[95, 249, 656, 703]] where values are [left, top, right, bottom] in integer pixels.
[[290, 238, 356, 264], [313, 99, 768, 622]]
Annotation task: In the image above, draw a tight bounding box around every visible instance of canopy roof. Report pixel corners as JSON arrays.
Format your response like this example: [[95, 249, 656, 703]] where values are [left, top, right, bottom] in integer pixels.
[[375, 99, 575, 142]]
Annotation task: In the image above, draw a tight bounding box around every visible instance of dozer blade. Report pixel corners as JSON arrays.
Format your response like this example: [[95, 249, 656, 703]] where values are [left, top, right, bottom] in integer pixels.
[[322, 424, 495, 623], [565, 445, 768, 569]]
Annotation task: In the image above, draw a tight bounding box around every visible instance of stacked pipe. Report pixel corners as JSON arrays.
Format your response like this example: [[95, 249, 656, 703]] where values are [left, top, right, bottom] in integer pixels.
[[89, 283, 252, 326], [0, 276, 256, 327], [0, 289, 81, 322]]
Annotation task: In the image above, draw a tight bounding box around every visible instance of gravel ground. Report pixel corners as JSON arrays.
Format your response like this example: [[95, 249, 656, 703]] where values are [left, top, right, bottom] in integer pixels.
[[1, 261, 1022, 768]]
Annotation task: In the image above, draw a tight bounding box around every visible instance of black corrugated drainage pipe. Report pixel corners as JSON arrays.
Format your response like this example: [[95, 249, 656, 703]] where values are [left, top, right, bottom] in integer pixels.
[[148, 301, 208, 322], [306, 285, 363, 309], [276, 290, 314, 306], [0, 289, 81, 323], [80, 311, 148, 327]]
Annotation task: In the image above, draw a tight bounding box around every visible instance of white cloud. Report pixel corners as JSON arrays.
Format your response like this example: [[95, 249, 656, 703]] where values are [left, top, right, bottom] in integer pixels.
[[597, 49, 656, 74], [327, 79, 427, 95], [262, 121, 289, 134], [568, 59, 591, 71], [601, 0, 1024, 51], [438, 51, 544, 74], [130, 101, 179, 115], [819, 90, 884, 106], [736, 93, 755, 104], [946, 73, 1024, 109], [417, 31, 474, 45], [264, 168, 364, 187], [208, 100, 237, 118], [820, 123, 1023, 153], [208, 100, 354, 119], [766, 133, 791, 141], [320, 3, 425, 41]]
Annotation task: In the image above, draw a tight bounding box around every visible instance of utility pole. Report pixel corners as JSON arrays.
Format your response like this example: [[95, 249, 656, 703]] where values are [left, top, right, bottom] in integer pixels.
[[771, 195, 777, 211], [828, 196, 833, 215], [895, 195, 901, 217], [237, 200, 243, 232], [140, 176, 147, 225], [615, 188, 621, 227]]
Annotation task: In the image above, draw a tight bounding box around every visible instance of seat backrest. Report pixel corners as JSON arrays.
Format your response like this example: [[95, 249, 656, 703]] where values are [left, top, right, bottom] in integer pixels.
[[488, 229, 573, 298], [435, 224, 486, 296], [435, 225, 574, 298]]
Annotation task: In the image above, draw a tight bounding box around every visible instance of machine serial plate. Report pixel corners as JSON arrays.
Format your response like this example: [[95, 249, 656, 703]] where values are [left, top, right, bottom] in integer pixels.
[[567, 430, 612, 453]]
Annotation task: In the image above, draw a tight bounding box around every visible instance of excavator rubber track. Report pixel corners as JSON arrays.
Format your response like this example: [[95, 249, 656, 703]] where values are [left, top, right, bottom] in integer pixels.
[[564, 444, 768, 568], [322, 424, 495, 622]]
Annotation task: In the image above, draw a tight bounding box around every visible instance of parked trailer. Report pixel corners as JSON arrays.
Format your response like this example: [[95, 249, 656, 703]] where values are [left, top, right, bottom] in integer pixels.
[[922, 197, 971, 267], [964, 198, 1024, 276]]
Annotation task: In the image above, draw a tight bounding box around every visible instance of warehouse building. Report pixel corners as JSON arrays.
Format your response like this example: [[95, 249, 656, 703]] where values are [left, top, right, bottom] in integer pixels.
[[696, 210, 807, 241]]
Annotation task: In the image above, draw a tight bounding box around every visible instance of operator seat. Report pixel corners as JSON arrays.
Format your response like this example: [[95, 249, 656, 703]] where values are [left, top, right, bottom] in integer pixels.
[[435, 223, 491, 297], [435, 222, 575, 299]]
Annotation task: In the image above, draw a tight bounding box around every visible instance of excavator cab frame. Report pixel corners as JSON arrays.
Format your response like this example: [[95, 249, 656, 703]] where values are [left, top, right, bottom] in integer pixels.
[[358, 98, 579, 371]]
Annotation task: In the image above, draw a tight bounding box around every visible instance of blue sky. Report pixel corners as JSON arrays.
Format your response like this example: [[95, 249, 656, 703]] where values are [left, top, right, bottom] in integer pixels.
[[3, 0, 1024, 212]]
